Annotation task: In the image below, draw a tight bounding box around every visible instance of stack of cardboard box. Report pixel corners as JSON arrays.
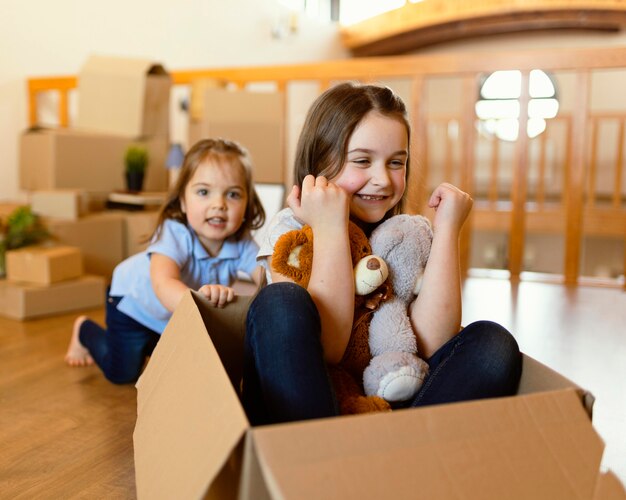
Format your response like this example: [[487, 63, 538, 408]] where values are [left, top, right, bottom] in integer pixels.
[[0, 244, 105, 320], [19, 55, 170, 281]]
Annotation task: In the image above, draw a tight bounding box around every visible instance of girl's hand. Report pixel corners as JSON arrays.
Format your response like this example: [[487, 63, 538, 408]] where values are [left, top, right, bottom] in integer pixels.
[[428, 183, 473, 235], [198, 284, 235, 308], [287, 175, 349, 229]]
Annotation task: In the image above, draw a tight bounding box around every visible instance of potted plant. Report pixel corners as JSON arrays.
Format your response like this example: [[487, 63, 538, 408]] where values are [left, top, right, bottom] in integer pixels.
[[0, 206, 49, 278], [125, 144, 149, 193]]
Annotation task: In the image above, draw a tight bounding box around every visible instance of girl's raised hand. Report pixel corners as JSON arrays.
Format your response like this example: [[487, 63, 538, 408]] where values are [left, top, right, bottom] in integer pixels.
[[198, 284, 236, 308], [428, 183, 473, 234], [287, 174, 349, 229]]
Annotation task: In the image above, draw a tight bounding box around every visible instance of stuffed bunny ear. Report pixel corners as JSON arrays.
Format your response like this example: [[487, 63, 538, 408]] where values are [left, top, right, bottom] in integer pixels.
[[370, 224, 404, 258]]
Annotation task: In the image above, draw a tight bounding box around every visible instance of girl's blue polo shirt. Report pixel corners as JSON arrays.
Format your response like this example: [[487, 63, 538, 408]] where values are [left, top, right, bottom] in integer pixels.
[[109, 218, 259, 334]]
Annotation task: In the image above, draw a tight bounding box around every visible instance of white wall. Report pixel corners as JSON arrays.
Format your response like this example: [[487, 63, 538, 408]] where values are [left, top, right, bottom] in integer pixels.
[[0, 0, 347, 201]]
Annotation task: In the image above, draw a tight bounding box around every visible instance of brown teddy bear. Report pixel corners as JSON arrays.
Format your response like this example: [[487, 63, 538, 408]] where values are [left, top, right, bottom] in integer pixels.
[[271, 221, 394, 414]]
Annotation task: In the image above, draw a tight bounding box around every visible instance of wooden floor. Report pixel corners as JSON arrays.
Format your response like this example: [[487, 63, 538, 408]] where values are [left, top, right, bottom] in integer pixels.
[[1, 277, 624, 498]]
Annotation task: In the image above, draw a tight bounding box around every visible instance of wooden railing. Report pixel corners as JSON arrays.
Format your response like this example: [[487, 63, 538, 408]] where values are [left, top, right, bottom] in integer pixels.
[[26, 46, 626, 288]]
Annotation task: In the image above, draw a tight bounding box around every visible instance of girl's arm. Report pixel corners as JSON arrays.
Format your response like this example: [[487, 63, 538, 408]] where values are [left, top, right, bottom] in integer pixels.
[[275, 176, 355, 364], [150, 253, 191, 312], [409, 183, 473, 359]]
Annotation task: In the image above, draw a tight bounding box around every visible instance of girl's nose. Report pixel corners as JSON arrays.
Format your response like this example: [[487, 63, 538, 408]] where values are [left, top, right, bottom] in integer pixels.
[[371, 164, 391, 186], [211, 196, 226, 210]]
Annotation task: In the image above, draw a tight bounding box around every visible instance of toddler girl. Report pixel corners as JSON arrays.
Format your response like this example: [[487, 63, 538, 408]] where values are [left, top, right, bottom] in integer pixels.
[[65, 138, 265, 384], [242, 82, 522, 424]]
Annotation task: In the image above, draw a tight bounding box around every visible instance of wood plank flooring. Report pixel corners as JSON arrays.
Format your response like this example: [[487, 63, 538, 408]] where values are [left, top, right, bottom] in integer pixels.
[[1, 277, 624, 498]]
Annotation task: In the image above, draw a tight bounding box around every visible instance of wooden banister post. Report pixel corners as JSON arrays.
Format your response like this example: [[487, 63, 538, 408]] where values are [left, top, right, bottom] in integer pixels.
[[459, 74, 479, 277], [508, 71, 530, 282], [407, 75, 427, 215], [564, 71, 590, 285]]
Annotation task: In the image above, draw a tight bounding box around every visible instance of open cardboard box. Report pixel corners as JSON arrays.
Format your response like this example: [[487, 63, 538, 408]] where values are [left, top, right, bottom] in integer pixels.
[[76, 55, 170, 138], [134, 290, 626, 500]]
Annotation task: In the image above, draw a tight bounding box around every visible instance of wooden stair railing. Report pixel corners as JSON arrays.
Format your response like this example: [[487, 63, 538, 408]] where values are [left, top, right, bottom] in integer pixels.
[[26, 47, 626, 289]]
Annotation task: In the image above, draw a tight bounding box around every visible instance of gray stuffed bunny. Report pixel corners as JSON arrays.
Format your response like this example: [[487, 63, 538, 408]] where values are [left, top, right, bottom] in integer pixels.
[[363, 214, 433, 403]]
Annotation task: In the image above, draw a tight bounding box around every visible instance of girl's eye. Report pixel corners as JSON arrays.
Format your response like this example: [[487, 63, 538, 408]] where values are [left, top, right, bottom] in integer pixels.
[[352, 158, 370, 166], [227, 191, 243, 200], [197, 188, 208, 196], [389, 159, 406, 169]]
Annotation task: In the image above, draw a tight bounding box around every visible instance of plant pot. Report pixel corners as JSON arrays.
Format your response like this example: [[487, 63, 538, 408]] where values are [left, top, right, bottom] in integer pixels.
[[126, 171, 145, 193]]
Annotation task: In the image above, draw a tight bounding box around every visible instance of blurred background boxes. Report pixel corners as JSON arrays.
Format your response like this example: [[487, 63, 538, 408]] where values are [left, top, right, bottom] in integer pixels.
[[0, 275, 105, 320], [30, 189, 109, 220], [188, 87, 284, 184], [76, 55, 171, 138], [6, 245, 83, 286], [44, 212, 125, 281], [19, 129, 169, 192]]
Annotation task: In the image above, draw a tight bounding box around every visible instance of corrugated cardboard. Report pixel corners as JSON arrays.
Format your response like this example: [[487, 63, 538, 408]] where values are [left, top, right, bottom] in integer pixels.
[[119, 210, 159, 258], [134, 291, 626, 500], [44, 212, 125, 280], [189, 88, 284, 184], [0, 275, 105, 320], [6, 245, 83, 285], [30, 189, 108, 220], [19, 128, 168, 192], [76, 55, 170, 137]]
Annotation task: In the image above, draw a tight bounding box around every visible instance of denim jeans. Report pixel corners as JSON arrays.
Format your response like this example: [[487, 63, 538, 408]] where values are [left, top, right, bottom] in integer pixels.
[[79, 293, 160, 384], [242, 282, 522, 425]]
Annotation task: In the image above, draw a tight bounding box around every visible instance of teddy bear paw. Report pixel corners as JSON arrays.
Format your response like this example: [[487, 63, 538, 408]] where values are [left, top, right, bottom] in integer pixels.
[[377, 365, 426, 402]]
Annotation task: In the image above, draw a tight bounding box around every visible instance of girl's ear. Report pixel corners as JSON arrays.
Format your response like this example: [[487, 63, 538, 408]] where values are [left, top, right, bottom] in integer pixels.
[[180, 197, 186, 214]]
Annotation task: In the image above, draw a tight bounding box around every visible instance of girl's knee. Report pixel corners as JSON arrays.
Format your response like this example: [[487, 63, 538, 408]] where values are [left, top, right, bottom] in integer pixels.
[[463, 320, 522, 373], [247, 282, 320, 345]]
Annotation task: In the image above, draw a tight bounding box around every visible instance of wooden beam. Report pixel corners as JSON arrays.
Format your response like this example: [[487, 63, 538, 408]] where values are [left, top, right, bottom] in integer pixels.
[[341, 0, 626, 55]]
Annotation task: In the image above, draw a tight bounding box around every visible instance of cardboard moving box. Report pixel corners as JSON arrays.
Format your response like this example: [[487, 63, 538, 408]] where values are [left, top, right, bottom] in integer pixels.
[[30, 189, 108, 220], [0, 275, 105, 320], [20, 128, 168, 192], [76, 55, 171, 137], [189, 88, 284, 184], [134, 291, 626, 500], [6, 245, 83, 285], [44, 212, 125, 280]]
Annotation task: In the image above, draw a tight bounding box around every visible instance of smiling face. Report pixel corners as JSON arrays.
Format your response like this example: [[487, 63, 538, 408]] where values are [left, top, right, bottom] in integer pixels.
[[331, 111, 408, 225], [181, 157, 248, 256]]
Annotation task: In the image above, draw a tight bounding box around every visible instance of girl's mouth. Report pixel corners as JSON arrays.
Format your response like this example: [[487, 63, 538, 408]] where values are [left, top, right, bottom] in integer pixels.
[[358, 194, 387, 201]]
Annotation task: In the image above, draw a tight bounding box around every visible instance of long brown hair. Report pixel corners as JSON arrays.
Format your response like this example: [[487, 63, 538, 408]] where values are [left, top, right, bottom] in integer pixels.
[[294, 82, 411, 216], [149, 138, 265, 242]]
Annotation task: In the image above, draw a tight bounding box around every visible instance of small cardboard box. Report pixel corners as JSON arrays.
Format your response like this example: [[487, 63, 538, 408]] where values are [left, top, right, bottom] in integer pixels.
[[134, 291, 626, 500], [19, 128, 168, 192], [44, 212, 125, 280], [76, 55, 171, 137], [189, 88, 284, 184], [30, 189, 108, 220], [0, 275, 105, 320], [6, 245, 83, 285]]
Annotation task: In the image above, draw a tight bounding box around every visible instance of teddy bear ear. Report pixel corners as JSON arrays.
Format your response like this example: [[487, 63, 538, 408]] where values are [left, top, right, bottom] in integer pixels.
[[271, 226, 314, 285]]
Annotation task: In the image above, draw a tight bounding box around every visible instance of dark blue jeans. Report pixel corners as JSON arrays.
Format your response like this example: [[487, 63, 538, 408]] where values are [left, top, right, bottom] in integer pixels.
[[242, 282, 522, 425], [79, 293, 160, 384]]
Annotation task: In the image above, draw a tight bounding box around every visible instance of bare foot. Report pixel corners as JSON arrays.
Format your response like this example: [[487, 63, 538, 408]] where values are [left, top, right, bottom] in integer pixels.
[[65, 316, 94, 367]]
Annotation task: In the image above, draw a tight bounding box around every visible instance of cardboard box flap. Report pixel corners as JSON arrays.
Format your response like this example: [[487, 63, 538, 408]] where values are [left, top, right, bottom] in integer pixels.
[[134, 291, 249, 500], [248, 389, 604, 500], [519, 355, 595, 417], [80, 55, 165, 78], [77, 55, 170, 137], [594, 471, 626, 499]]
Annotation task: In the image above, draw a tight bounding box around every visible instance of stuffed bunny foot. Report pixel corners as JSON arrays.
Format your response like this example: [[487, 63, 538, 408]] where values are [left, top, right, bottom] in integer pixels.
[[363, 352, 429, 403], [377, 366, 425, 402]]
